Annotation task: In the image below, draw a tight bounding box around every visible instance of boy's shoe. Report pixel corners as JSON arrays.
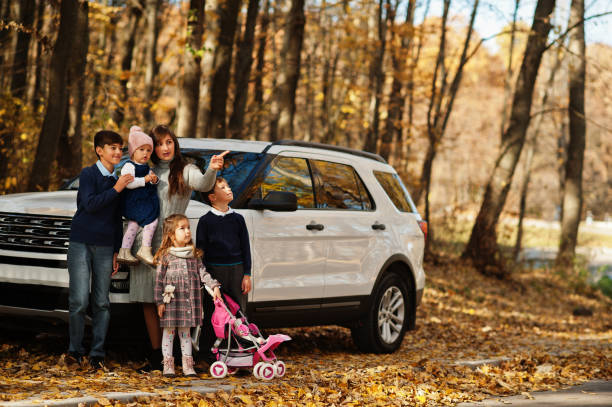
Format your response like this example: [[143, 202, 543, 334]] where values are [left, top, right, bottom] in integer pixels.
[[65, 351, 82, 366], [163, 356, 175, 377], [89, 356, 106, 371], [182, 356, 197, 377], [136, 348, 163, 373], [118, 248, 139, 265], [136, 246, 155, 266]]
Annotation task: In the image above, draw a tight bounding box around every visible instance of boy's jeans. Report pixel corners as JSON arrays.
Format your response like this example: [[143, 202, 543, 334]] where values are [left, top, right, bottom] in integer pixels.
[[67, 241, 113, 358]]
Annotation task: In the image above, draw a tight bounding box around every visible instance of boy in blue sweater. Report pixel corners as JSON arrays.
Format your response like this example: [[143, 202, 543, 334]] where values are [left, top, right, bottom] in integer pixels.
[[196, 177, 251, 311], [66, 130, 134, 370]]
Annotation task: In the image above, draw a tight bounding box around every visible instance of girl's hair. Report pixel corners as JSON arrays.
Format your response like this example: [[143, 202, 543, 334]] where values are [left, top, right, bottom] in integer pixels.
[[149, 125, 188, 197], [153, 214, 203, 265]]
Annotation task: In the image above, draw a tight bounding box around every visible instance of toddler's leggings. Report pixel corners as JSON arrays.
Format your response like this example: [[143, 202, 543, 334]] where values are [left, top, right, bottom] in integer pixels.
[[162, 327, 192, 358], [121, 219, 158, 249]]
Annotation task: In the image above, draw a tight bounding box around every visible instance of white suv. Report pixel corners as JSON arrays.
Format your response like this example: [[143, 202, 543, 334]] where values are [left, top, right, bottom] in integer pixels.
[[0, 139, 426, 353]]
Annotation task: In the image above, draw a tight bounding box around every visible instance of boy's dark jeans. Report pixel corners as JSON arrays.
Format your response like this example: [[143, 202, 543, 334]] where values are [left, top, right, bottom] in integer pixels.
[[67, 241, 113, 358], [200, 263, 248, 361]]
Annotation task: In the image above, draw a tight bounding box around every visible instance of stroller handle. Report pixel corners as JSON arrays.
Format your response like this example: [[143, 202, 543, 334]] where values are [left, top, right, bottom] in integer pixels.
[[204, 285, 216, 297]]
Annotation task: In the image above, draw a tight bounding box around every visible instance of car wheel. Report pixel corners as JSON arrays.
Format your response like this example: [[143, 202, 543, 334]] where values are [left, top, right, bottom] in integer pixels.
[[351, 272, 410, 353]]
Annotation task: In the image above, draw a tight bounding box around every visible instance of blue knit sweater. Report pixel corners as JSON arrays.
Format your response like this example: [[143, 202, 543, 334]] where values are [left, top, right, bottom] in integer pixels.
[[196, 209, 251, 276], [69, 163, 123, 252]]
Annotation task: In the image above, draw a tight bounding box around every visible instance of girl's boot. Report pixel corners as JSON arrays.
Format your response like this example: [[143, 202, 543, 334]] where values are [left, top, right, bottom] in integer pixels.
[[182, 355, 197, 377], [162, 356, 175, 377], [117, 248, 139, 265], [136, 246, 155, 266]]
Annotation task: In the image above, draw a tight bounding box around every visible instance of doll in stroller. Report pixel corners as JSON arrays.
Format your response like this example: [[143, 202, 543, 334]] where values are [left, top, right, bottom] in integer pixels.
[[194, 285, 291, 380]]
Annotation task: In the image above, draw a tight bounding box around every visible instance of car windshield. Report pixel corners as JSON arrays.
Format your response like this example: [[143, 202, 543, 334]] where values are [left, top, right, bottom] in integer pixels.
[[60, 150, 266, 203]]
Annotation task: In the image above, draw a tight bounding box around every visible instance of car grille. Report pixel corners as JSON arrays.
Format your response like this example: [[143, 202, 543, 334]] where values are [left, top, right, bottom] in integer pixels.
[[0, 212, 71, 254]]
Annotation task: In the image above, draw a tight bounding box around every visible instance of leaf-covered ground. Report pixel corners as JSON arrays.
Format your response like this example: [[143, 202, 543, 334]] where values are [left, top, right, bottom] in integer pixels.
[[1, 260, 611, 406]]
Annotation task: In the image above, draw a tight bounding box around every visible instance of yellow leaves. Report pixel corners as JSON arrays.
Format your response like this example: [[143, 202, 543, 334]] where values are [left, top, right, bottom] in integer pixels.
[[235, 394, 254, 405], [97, 397, 112, 406]]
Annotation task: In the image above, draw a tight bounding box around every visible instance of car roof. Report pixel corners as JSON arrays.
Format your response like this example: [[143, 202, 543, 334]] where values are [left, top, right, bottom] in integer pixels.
[[178, 138, 387, 164]]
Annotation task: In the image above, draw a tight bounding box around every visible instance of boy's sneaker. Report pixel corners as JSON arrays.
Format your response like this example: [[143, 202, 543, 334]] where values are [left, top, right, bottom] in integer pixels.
[[89, 356, 106, 371], [65, 351, 82, 366]]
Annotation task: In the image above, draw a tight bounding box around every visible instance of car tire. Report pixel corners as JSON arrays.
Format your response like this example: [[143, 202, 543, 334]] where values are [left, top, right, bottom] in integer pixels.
[[351, 272, 410, 353]]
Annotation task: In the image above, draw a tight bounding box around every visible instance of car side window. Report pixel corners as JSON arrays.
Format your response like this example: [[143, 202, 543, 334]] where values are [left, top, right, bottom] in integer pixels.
[[373, 171, 413, 212], [310, 160, 370, 210], [260, 157, 315, 209]]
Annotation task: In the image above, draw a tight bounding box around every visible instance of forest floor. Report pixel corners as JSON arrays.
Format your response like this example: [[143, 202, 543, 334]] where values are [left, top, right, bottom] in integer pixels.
[[0, 252, 611, 406]]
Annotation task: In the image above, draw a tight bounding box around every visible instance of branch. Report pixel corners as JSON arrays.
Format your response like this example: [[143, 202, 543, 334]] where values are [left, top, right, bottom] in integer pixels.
[[544, 11, 612, 51]]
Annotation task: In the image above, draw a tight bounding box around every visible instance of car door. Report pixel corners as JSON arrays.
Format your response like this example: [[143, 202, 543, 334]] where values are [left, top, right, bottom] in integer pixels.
[[307, 159, 391, 304], [248, 154, 325, 323]]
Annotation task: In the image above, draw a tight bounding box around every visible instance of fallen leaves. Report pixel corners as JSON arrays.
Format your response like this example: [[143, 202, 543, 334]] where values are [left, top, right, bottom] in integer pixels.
[[0, 260, 611, 406]]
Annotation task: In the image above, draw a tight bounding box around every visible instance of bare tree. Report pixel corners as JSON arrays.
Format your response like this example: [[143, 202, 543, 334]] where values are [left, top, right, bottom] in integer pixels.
[[112, 0, 143, 128], [207, 0, 242, 139], [176, 0, 205, 139], [143, 0, 161, 125], [252, 0, 270, 140], [28, 0, 79, 191], [56, 0, 89, 182], [228, 0, 261, 138], [557, 0, 586, 265], [28, 0, 46, 110], [380, 0, 416, 162], [500, 0, 521, 136], [196, 0, 220, 138], [462, 0, 556, 278], [269, 0, 306, 141], [362, 0, 391, 153], [514, 46, 563, 260]]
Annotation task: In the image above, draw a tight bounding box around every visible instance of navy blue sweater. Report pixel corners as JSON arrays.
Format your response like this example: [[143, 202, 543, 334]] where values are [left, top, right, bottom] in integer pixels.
[[69, 164, 123, 252], [196, 210, 251, 276]]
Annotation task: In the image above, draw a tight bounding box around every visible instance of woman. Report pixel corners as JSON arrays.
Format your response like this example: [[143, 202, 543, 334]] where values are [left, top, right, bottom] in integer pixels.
[[129, 124, 227, 371]]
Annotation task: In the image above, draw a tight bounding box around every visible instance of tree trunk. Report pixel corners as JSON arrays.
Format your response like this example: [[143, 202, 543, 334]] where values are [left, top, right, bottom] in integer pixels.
[[228, 0, 260, 139], [500, 0, 520, 136], [363, 0, 390, 153], [27, 0, 79, 191], [556, 0, 586, 266], [143, 0, 161, 125], [196, 0, 220, 138], [514, 47, 563, 261], [56, 0, 88, 183], [10, 0, 35, 99], [112, 0, 143, 128], [253, 0, 269, 140], [0, 0, 35, 189], [206, 0, 241, 139], [462, 0, 556, 278], [0, 0, 12, 88], [269, 0, 305, 141], [28, 0, 46, 110], [176, 0, 205, 139], [381, 0, 416, 162]]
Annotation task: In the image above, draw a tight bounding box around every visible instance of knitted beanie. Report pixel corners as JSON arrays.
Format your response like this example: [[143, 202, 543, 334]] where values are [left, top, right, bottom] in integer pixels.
[[128, 126, 154, 157]]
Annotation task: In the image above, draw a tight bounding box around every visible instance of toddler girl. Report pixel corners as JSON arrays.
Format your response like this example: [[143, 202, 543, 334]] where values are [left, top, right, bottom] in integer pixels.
[[118, 126, 160, 266], [153, 214, 222, 377]]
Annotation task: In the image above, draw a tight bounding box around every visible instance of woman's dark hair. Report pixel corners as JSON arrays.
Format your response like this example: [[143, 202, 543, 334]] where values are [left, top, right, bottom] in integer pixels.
[[93, 130, 123, 159], [149, 125, 188, 197]]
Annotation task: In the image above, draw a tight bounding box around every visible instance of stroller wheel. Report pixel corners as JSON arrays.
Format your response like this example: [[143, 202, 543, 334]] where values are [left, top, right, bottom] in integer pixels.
[[210, 361, 228, 378], [260, 363, 275, 380], [227, 367, 239, 375], [274, 360, 286, 377], [253, 361, 265, 379]]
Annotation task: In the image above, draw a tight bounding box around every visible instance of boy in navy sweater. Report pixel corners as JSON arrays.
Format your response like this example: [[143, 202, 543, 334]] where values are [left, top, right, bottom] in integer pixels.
[[67, 130, 133, 370], [196, 177, 251, 312]]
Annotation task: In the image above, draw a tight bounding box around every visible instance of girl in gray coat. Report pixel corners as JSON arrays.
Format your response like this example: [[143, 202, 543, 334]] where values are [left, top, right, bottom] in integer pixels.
[[154, 214, 221, 377]]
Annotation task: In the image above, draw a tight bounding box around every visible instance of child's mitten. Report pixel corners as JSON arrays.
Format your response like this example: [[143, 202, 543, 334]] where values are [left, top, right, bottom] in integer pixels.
[[162, 284, 175, 304]]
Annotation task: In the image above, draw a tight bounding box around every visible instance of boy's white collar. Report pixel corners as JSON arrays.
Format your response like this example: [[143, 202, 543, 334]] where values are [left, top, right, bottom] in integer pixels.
[[210, 206, 234, 216]]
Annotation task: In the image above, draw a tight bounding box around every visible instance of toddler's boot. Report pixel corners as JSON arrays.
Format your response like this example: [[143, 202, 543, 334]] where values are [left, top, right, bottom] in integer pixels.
[[182, 355, 197, 377], [162, 356, 175, 377], [117, 248, 139, 265], [136, 246, 155, 266]]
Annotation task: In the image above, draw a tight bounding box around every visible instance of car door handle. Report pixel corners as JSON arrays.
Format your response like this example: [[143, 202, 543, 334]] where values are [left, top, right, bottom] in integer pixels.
[[306, 223, 324, 231], [372, 223, 386, 230]]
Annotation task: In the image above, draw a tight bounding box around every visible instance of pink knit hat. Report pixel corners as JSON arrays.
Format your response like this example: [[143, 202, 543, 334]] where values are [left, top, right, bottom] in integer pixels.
[[128, 126, 153, 157]]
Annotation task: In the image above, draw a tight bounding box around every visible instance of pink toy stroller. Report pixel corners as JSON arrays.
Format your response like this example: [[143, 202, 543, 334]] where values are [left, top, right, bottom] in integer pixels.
[[201, 286, 291, 380]]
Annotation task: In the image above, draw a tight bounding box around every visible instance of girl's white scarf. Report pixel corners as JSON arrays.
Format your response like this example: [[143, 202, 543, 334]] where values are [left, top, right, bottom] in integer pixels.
[[169, 246, 195, 258]]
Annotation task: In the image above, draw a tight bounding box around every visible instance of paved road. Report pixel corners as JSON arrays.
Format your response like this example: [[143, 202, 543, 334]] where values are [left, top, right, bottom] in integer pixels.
[[458, 381, 612, 407]]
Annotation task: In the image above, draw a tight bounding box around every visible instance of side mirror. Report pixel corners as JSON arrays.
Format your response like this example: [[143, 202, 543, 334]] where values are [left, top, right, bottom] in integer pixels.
[[248, 191, 298, 212]]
